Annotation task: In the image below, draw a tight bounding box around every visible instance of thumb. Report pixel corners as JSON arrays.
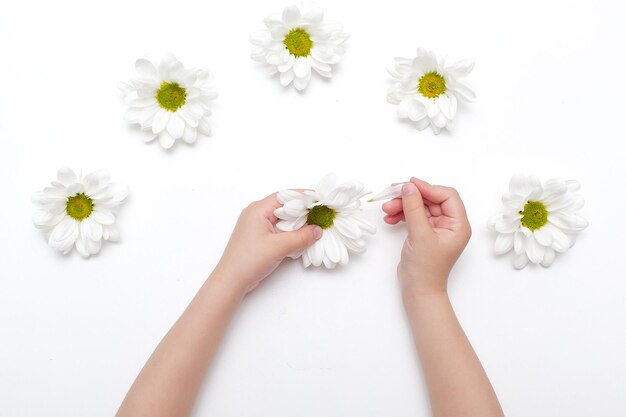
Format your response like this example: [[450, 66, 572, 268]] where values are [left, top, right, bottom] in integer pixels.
[[275, 224, 323, 256], [401, 183, 431, 238]]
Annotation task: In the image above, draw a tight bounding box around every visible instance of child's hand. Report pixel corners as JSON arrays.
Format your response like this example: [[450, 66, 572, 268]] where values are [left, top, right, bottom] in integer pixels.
[[382, 178, 471, 297], [214, 193, 322, 295]]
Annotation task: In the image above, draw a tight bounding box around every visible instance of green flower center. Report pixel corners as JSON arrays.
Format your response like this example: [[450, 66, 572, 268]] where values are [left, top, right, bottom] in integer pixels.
[[66, 193, 94, 221], [519, 201, 548, 231], [307, 205, 336, 229], [283, 28, 313, 57], [418, 71, 447, 98], [156, 82, 187, 111]]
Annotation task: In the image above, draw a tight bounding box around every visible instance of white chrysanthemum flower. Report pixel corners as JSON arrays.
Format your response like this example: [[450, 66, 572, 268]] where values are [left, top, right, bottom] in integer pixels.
[[488, 174, 588, 269], [250, 3, 349, 91], [274, 173, 375, 268], [388, 48, 475, 134], [120, 53, 218, 149], [32, 167, 129, 258]]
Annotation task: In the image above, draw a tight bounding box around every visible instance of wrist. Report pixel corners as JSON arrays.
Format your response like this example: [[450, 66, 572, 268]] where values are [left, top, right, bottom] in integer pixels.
[[400, 279, 449, 305], [207, 265, 249, 302]]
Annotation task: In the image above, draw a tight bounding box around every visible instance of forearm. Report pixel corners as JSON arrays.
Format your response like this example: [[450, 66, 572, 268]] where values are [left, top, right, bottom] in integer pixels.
[[403, 287, 503, 417], [116, 269, 244, 417]]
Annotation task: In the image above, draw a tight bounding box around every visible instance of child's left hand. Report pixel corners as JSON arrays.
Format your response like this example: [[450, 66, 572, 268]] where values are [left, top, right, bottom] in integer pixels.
[[213, 193, 322, 295]]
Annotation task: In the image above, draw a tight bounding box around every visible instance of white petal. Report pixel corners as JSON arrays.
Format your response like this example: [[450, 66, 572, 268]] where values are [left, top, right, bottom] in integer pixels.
[[302, 250, 311, 267], [135, 58, 158, 79], [81, 217, 103, 241], [33, 209, 65, 228], [322, 256, 337, 269], [158, 130, 176, 149], [368, 184, 403, 202], [167, 113, 186, 139], [545, 223, 570, 252], [566, 180, 581, 192], [533, 227, 553, 247], [83, 169, 110, 195], [282, 4, 301, 25], [293, 70, 311, 90], [280, 69, 295, 86], [447, 59, 474, 76], [407, 99, 427, 121], [75, 234, 90, 258], [494, 233, 514, 255], [104, 182, 129, 203], [513, 252, 529, 270], [86, 237, 102, 255], [49, 217, 78, 252], [152, 108, 170, 134], [282, 199, 308, 217], [103, 225, 121, 242], [526, 235, 545, 263], [293, 57, 311, 78], [316, 173, 337, 197], [308, 239, 324, 267], [181, 125, 198, 144], [57, 167, 77, 185], [322, 230, 342, 263], [91, 208, 115, 225], [495, 215, 521, 233], [540, 248, 556, 267], [502, 193, 524, 209], [303, 4, 323, 22], [509, 174, 542, 198], [277, 189, 303, 204], [513, 230, 526, 254], [438, 94, 453, 119]]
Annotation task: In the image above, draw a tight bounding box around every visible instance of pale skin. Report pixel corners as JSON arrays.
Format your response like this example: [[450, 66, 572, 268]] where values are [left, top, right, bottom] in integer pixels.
[[116, 178, 504, 417]]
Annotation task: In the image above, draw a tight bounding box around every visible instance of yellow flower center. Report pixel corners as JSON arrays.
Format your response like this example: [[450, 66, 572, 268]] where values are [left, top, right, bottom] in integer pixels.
[[283, 28, 313, 57], [519, 201, 548, 231], [66, 193, 94, 221], [418, 71, 447, 98], [156, 82, 187, 111], [307, 205, 336, 229]]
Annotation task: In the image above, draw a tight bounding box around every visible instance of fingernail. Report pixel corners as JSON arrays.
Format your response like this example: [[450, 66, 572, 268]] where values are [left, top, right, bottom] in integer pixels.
[[402, 183, 416, 196], [313, 226, 323, 240]]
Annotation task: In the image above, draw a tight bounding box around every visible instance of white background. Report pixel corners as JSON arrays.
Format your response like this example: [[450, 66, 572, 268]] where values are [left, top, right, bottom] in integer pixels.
[[1, 0, 625, 415]]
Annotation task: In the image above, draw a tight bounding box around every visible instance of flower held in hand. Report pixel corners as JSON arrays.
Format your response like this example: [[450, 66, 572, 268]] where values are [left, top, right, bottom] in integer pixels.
[[274, 173, 375, 268]]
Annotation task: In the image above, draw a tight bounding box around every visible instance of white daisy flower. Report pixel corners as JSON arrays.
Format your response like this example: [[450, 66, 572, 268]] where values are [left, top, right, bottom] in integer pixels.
[[274, 173, 375, 269], [388, 48, 475, 134], [32, 167, 129, 258], [120, 53, 218, 149], [488, 174, 588, 269], [250, 3, 349, 91]]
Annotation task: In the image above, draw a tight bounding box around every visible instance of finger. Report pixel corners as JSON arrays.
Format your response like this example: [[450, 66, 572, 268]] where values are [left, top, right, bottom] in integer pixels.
[[411, 178, 468, 220], [424, 201, 442, 217], [384, 197, 432, 218], [401, 183, 431, 237], [274, 224, 322, 257], [384, 213, 405, 224], [382, 198, 403, 215]]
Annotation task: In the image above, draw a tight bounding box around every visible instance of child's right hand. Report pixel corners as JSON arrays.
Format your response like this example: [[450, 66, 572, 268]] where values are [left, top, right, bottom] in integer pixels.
[[382, 178, 472, 297]]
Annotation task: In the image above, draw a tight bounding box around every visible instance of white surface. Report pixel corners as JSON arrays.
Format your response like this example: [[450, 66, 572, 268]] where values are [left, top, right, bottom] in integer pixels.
[[1, 0, 626, 415]]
